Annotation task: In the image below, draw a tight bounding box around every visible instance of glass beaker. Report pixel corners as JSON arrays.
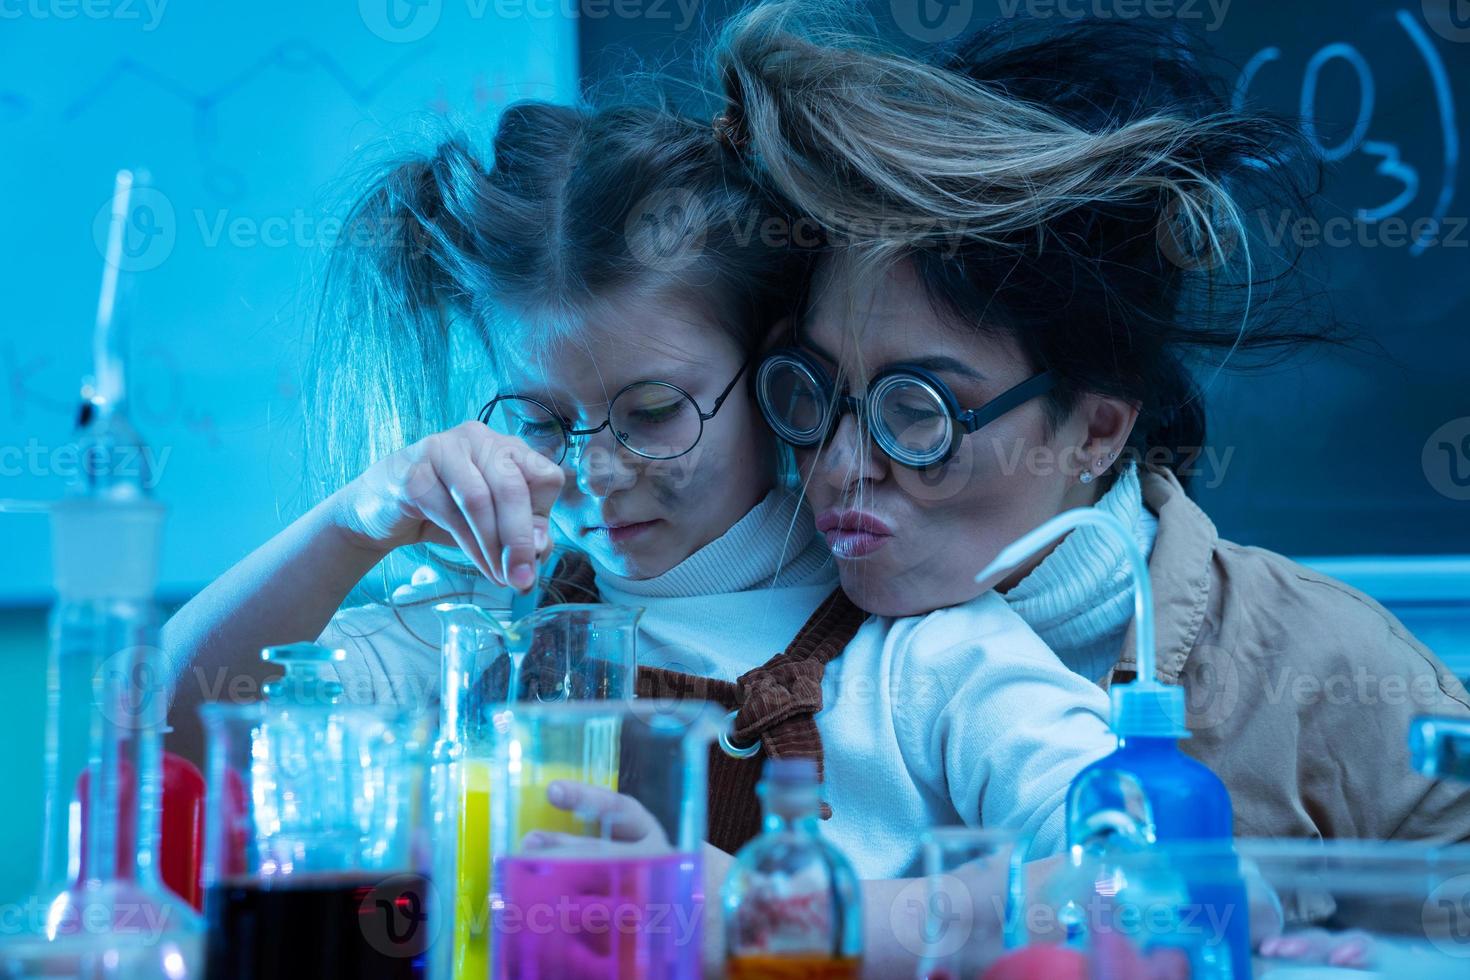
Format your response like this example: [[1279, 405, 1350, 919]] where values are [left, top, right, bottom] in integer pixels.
[[1059, 842, 1242, 980], [914, 828, 1026, 979], [488, 699, 722, 980], [433, 602, 639, 980], [1238, 838, 1470, 978], [198, 700, 432, 980]]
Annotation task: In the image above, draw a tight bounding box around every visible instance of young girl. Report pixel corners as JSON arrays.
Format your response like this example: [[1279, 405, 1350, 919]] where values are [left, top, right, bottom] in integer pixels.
[[713, 2, 1470, 848]]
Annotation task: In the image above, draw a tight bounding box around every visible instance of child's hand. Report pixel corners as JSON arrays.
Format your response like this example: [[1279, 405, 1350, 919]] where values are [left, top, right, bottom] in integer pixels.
[[522, 780, 672, 856], [331, 421, 564, 590]]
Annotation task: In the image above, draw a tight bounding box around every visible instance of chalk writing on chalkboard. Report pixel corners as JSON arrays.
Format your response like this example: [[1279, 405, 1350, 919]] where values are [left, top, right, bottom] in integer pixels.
[[60, 40, 439, 199], [3, 338, 220, 448], [1233, 8, 1459, 257]]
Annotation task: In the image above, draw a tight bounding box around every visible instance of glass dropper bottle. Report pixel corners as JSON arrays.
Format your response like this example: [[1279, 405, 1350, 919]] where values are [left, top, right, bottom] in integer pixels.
[[1, 170, 203, 979]]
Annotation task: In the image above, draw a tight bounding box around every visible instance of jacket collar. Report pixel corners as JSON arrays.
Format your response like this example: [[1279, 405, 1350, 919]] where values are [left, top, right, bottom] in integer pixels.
[[1113, 464, 1218, 684]]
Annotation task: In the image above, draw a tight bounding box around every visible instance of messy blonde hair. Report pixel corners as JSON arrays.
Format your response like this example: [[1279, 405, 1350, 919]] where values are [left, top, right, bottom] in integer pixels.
[[712, 2, 1341, 485]]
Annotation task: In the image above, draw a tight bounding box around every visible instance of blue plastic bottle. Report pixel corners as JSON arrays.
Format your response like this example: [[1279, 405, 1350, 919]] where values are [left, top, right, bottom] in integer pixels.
[[1066, 684, 1249, 980], [978, 508, 1250, 979]]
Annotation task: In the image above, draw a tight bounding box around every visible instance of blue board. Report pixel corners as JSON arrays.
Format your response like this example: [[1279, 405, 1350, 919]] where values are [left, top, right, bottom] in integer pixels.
[[0, 1, 578, 602]]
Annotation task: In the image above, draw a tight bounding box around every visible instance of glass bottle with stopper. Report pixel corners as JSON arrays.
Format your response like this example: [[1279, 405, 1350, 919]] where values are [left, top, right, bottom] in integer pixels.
[[261, 641, 346, 705], [723, 757, 863, 980], [0, 169, 203, 978]]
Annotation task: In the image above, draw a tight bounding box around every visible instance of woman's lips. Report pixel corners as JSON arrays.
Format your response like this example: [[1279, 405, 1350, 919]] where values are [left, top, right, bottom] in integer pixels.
[[584, 519, 661, 545], [815, 509, 893, 559]]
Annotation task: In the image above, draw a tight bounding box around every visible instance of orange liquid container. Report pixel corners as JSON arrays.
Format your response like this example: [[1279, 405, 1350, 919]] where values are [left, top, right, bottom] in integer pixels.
[[727, 955, 862, 980]]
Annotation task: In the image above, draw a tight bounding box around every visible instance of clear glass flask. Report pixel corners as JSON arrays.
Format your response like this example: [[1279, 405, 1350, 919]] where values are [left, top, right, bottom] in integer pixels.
[[915, 828, 1025, 979], [1, 419, 203, 978]]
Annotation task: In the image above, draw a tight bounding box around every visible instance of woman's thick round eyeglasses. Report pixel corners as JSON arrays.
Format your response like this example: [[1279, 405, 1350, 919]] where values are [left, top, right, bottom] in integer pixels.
[[478, 361, 750, 464], [755, 348, 1056, 469]]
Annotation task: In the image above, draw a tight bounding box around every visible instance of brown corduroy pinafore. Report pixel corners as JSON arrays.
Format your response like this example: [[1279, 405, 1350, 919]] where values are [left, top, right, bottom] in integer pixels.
[[543, 554, 866, 854]]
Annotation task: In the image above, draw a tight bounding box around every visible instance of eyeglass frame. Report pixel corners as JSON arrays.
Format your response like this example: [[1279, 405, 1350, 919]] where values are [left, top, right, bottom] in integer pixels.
[[476, 359, 752, 464], [755, 346, 1057, 468]]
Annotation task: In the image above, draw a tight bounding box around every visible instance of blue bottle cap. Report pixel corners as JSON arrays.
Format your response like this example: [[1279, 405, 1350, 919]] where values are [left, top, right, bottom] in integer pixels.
[[1111, 682, 1190, 739]]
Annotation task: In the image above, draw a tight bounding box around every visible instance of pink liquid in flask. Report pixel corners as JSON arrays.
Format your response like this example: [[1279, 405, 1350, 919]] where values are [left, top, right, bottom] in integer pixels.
[[494, 851, 703, 980]]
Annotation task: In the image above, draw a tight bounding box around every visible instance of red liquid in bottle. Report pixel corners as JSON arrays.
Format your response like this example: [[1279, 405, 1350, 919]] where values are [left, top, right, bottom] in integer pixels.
[[203, 872, 430, 980]]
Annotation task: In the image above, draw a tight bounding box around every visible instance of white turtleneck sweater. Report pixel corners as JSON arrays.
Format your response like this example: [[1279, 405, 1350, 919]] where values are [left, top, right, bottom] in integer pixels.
[[591, 489, 840, 679], [1002, 462, 1160, 681]]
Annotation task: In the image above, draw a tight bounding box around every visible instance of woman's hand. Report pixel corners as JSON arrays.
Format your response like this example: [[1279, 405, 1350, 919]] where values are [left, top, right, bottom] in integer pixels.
[[330, 421, 564, 590]]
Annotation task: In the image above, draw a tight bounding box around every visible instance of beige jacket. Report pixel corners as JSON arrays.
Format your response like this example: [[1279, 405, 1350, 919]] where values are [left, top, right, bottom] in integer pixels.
[[1107, 466, 1470, 841]]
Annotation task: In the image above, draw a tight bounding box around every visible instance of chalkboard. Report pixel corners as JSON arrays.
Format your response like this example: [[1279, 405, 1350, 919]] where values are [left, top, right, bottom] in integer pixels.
[[0, 2, 576, 603], [1187, 2, 1469, 556]]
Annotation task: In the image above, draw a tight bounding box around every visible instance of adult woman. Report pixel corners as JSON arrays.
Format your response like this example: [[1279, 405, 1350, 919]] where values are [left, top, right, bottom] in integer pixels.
[[715, 2, 1470, 843]]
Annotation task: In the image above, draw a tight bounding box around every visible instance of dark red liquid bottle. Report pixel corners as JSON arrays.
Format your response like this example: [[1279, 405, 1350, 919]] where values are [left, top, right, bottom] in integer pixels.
[[203, 873, 431, 980]]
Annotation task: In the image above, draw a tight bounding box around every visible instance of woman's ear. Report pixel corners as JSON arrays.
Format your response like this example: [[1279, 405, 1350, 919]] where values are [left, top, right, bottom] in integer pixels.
[[1078, 393, 1140, 462]]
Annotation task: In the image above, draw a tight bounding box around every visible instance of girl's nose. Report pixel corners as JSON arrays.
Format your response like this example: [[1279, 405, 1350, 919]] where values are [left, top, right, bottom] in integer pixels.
[[571, 427, 640, 498]]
